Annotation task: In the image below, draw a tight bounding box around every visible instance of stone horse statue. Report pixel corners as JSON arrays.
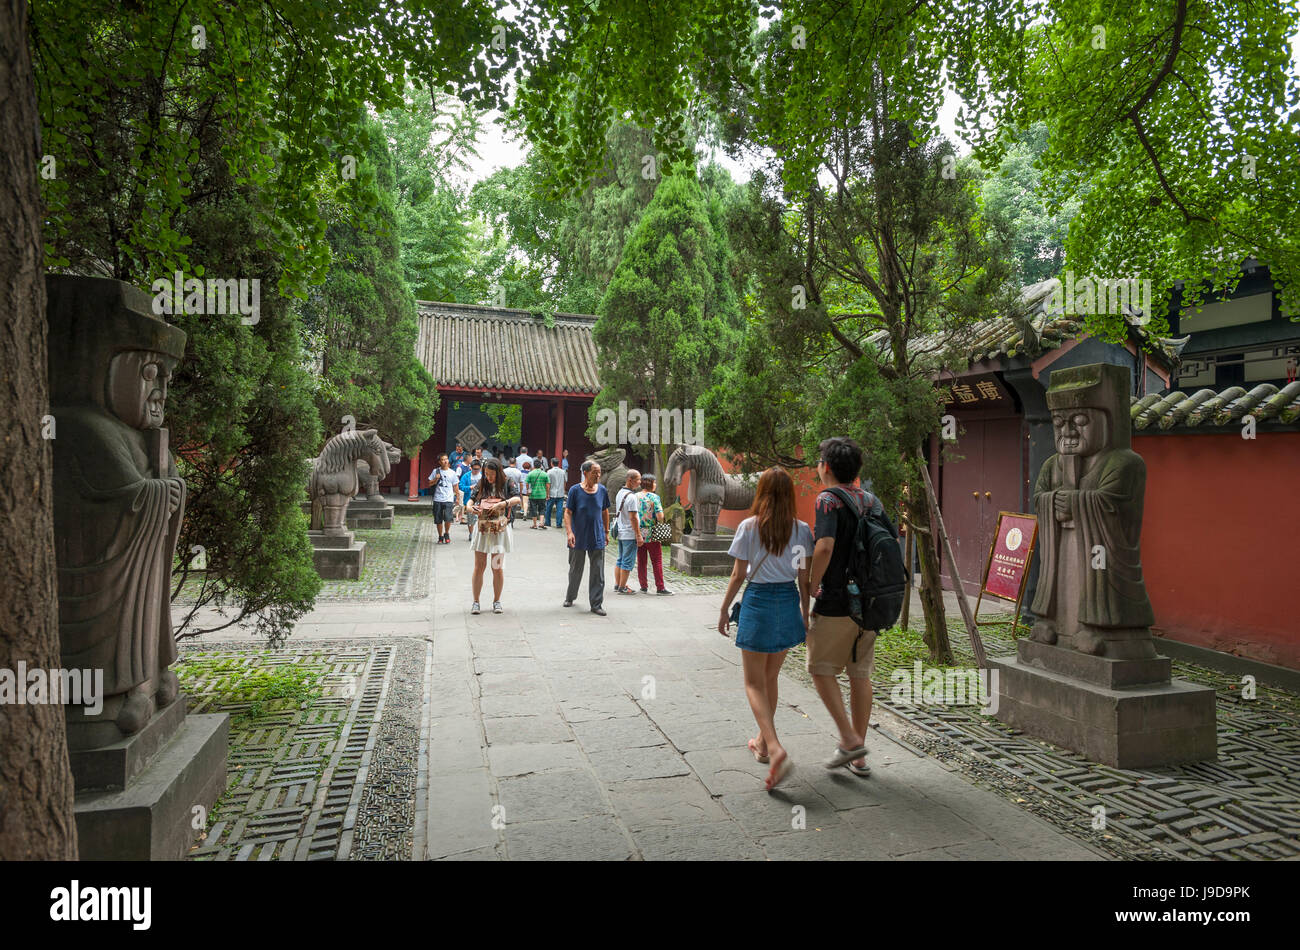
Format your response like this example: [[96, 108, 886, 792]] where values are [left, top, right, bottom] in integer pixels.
[[308, 429, 399, 534], [662, 444, 757, 535], [587, 446, 630, 495]]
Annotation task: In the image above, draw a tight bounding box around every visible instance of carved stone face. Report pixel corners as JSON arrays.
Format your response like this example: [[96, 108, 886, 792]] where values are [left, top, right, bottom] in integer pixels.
[[108, 350, 173, 429], [1052, 407, 1108, 456]]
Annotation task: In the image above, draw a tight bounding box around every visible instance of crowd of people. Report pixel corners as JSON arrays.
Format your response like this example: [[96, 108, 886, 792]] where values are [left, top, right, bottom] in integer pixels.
[[427, 435, 883, 792]]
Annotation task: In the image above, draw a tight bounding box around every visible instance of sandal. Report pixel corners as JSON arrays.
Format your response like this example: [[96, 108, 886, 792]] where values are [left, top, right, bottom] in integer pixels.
[[846, 760, 871, 778], [825, 744, 869, 769], [748, 738, 769, 764]]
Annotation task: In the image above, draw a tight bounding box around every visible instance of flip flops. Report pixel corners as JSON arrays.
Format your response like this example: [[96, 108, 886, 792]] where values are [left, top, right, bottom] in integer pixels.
[[825, 744, 870, 769], [748, 738, 769, 764]]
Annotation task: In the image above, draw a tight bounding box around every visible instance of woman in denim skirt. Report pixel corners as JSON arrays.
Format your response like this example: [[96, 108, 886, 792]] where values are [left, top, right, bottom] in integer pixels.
[[717, 467, 813, 790]]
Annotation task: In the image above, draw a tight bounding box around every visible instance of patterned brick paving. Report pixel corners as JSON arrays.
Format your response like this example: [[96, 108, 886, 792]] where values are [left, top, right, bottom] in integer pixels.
[[181, 639, 423, 861], [861, 626, 1300, 860]]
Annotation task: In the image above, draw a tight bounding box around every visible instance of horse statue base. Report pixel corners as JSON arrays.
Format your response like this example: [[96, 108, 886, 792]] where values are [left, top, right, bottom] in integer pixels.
[[670, 529, 736, 577]]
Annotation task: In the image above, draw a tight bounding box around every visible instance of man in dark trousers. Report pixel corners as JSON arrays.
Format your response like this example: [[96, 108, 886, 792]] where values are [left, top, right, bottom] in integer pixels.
[[563, 459, 611, 615]]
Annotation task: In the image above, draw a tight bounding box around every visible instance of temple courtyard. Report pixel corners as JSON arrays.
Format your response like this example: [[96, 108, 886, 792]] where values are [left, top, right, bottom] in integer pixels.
[[173, 514, 1300, 861]]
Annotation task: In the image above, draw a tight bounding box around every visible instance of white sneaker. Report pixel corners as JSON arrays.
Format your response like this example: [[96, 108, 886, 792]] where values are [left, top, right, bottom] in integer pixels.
[[492, 602, 503, 614], [471, 602, 481, 615]]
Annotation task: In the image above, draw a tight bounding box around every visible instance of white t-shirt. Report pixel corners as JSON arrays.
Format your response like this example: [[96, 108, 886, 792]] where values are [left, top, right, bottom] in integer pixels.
[[727, 517, 814, 584], [515, 453, 531, 470], [429, 467, 456, 503], [614, 487, 641, 540]]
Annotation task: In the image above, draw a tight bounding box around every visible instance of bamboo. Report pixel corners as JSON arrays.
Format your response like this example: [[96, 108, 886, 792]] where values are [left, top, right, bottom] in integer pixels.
[[919, 464, 987, 668]]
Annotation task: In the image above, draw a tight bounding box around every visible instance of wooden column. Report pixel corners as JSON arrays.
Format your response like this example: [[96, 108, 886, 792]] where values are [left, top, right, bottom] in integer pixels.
[[554, 398, 566, 471], [407, 445, 420, 501]]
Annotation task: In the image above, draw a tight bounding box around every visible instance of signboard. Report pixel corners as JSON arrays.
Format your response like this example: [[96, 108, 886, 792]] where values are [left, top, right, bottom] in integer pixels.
[[940, 373, 1011, 409], [975, 512, 1038, 630]]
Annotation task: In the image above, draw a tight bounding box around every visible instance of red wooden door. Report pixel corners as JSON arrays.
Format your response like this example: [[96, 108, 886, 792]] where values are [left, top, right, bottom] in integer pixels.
[[939, 416, 1023, 595]]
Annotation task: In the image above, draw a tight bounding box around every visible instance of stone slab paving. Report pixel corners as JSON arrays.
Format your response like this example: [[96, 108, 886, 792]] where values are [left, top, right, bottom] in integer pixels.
[[420, 527, 1099, 861]]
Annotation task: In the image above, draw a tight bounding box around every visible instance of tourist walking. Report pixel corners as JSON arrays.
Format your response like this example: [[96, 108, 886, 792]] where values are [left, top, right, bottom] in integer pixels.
[[545, 457, 567, 528], [468, 458, 522, 615], [503, 459, 523, 526], [427, 453, 457, 544], [564, 459, 610, 615], [717, 466, 813, 790], [526, 458, 550, 529], [612, 470, 643, 594], [635, 473, 672, 595], [807, 436, 880, 778], [459, 459, 482, 541], [515, 445, 532, 470]]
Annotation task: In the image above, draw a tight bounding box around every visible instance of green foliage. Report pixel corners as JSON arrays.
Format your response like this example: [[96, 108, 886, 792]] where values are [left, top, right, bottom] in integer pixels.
[[484, 403, 522, 445], [980, 123, 1083, 285], [593, 170, 743, 468], [300, 113, 437, 454], [380, 87, 488, 305]]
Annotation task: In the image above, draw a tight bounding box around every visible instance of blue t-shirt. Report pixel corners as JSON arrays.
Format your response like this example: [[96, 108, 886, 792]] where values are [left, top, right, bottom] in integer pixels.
[[459, 470, 480, 502], [566, 483, 610, 550]]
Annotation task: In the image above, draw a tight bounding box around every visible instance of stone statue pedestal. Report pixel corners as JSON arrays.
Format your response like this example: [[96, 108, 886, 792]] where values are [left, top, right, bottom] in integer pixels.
[[989, 639, 1216, 768], [308, 529, 367, 579], [345, 496, 394, 530], [670, 531, 735, 577], [72, 698, 229, 860]]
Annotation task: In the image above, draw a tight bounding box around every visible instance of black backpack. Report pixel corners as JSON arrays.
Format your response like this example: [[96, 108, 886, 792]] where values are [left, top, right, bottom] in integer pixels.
[[826, 486, 907, 634]]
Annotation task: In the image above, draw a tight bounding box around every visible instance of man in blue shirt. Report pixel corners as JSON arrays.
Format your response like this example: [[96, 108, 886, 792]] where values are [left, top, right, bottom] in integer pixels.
[[563, 458, 610, 615], [458, 460, 481, 541]]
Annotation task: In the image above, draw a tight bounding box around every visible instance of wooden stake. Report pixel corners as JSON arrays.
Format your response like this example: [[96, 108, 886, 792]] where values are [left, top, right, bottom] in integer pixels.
[[900, 508, 913, 631], [919, 464, 987, 668]]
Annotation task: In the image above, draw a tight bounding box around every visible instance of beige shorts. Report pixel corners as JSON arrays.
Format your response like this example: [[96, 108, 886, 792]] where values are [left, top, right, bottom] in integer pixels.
[[806, 613, 875, 679]]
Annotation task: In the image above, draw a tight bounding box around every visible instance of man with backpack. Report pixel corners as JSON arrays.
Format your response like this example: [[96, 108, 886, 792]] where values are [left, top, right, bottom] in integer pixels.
[[807, 436, 905, 778]]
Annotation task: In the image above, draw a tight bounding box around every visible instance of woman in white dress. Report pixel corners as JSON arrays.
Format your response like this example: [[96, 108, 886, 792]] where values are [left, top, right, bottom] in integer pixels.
[[468, 458, 522, 615]]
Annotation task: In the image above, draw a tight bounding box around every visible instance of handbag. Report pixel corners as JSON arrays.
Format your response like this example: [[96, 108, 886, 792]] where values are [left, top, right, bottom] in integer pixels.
[[728, 549, 771, 625], [477, 497, 510, 534], [648, 520, 672, 543]]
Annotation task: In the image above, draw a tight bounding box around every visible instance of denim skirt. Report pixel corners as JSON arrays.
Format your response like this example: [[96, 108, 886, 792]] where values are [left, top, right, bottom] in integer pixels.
[[736, 581, 806, 653]]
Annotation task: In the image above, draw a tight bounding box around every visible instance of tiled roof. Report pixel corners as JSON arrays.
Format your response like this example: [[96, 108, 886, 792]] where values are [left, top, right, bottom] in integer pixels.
[[1131, 380, 1300, 430], [415, 301, 601, 395], [914, 279, 1182, 370]]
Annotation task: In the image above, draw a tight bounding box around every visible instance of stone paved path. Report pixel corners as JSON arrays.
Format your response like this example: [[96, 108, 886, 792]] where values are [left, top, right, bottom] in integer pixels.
[[420, 526, 1098, 860]]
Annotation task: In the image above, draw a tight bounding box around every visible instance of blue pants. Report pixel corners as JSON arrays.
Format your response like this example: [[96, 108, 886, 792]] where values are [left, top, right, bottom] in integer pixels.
[[545, 497, 565, 527]]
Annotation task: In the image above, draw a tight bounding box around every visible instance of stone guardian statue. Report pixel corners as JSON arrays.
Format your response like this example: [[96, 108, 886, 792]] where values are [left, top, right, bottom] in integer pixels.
[[1029, 363, 1156, 659], [47, 276, 189, 748]]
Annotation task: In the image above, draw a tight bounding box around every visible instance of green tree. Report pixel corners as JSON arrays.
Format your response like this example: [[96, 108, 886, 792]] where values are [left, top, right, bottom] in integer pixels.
[[594, 170, 743, 475], [301, 115, 437, 455], [703, 36, 1020, 662], [980, 123, 1084, 285]]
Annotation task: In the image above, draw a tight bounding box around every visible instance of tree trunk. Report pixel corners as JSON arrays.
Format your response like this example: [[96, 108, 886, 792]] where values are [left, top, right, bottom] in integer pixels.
[[0, 0, 79, 860], [904, 451, 954, 665]]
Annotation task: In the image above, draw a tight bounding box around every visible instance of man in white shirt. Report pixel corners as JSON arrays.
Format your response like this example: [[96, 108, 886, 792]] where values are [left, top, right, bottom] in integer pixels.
[[612, 470, 643, 595], [427, 453, 458, 544], [545, 457, 567, 528], [515, 445, 532, 470]]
